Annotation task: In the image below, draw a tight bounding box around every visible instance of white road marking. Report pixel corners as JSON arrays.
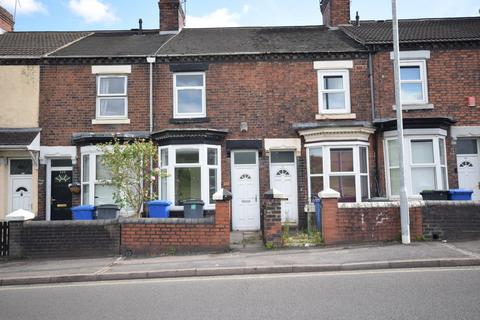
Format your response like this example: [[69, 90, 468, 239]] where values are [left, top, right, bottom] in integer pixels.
[[94, 256, 125, 275], [1, 266, 479, 291], [441, 243, 480, 258]]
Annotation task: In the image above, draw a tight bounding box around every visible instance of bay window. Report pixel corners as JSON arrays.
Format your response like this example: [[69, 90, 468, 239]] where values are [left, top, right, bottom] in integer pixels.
[[384, 130, 448, 198], [159, 145, 221, 210], [81, 147, 115, 206], [307, 143, 369, 202]]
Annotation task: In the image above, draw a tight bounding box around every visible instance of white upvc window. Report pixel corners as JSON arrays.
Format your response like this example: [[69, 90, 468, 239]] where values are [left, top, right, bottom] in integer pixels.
[[96, 75, 128, 119], [81, 147, 116, 206], [306, 142, 369, 203], [173, 72, 206, 118], [384, 130, 448, 198], [400, 60, 428, 105], [158, 144, 221, 211], [317, 70, 351, 114]]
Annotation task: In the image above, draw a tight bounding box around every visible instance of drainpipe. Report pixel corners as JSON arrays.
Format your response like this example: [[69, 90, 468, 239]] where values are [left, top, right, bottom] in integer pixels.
[[146, 56, 156, 133], [368, 52, 380, 197], [146, 56, 156, 198]]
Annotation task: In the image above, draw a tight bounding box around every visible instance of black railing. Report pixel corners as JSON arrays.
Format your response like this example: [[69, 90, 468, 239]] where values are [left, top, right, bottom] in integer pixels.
[[0, 221, 8, 256]]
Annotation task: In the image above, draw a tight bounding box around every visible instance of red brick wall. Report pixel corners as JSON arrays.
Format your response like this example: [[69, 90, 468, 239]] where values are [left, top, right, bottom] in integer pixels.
[[372, 49, 480, 192], [321, 198, 423, 245], [39, 64, 150, 146], [373, 49, 480, 123], [121, 200, 231, 255], [321, 0, 350, 26]]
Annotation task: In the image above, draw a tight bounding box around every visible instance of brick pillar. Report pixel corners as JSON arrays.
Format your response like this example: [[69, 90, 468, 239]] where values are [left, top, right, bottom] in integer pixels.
[[213, 188, 233, 249], [319, 188, 341, 245], [262, 189, 286, 248]]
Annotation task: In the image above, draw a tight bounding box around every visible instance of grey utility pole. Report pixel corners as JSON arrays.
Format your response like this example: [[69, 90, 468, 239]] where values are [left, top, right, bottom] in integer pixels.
[[391, 0, 411, 244]]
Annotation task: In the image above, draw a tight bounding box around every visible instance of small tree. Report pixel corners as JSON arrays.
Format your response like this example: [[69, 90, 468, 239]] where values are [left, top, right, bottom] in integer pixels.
[[99, 139, 161, 217]]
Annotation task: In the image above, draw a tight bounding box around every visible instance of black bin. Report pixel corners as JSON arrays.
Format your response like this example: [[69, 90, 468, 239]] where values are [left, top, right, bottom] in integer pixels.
[[96, 204, 119, 219], [182, 200, 205, 218], [420, 190, 449, 200]]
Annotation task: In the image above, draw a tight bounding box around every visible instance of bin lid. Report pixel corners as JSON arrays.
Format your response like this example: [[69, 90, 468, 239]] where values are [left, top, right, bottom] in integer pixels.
[[97, 204, 119, 209], [449, 189, 474, 193], [147, 200, 172, 206], [182, 199, 205, 205], [71, 205, 96, 211]]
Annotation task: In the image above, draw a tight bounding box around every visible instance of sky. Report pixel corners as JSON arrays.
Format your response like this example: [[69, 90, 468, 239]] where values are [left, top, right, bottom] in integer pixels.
[[1, 0, 479, 32]]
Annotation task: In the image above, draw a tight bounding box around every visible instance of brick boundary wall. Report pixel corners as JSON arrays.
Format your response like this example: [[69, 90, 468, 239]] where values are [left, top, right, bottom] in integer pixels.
[[120, 200, 231, 256], [321, 197, 423, 245], [8, 200, 232, 258], [422, 201, 480, 241], [262, 198, 283, 248], [9, 220, 120, 258]]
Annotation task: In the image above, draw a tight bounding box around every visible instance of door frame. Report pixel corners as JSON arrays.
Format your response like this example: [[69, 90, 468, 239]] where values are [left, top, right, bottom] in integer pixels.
[[7, 158, 33, 214], [268, 150, 298, 225], [456, 138, 480, 200], [46, 158, 73, 221], [231, 150, 260, 231]]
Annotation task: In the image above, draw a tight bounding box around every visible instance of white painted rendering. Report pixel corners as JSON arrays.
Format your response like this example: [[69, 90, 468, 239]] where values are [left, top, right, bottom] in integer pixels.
[[231, 150, 260, 231], [91, 65, 132, 74], [390, 50, 431, 60], [314, 60, 353, 70], [40, 146, 77, 165], [264, 138, 301, 156]]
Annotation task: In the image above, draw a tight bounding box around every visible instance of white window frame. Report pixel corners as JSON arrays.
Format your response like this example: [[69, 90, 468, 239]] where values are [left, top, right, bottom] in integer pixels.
[[158, 144, 221, 211], [400, 60, 429, 105], [96, 75, 128, 120], [80, 146, 115, 206], [317, 70, 351, 114], [384, 130, 448, 199], [306, 142, 369, 203], [173, 72, 206, 119]]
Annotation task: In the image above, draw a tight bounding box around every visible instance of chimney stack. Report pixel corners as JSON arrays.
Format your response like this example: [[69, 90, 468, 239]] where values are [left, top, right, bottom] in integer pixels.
[[158, 0, 185, 34], [320, 0, 351, 27], [0, 5, 14, 33]]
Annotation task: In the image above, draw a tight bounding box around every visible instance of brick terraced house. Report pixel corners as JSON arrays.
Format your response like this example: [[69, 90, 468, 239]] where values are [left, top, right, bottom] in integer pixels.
[[0, 0, 479, 232]]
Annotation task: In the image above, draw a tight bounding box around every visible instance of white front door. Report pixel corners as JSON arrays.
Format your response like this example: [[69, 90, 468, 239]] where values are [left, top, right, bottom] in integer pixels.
[[9, 176, 33, 213], [270, 151, 298, 224], [457, 155, 480, 200], [231, 151, 260, 231]]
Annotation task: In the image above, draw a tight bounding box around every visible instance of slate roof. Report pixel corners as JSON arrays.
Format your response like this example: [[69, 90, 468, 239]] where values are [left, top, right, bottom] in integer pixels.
[[0, 128, 40, 146], [0, 32, 90, 57], [342, 17, 480, 45], [157, 26, 365, 56], [50, 30, 174, 57]]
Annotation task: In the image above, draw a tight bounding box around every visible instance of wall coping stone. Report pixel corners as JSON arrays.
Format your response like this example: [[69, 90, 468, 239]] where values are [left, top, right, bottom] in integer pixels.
[[120, 216, 215, 225], [23, 220, 120, 227], [319, 188, 341, 199], [339, 200, 480, 209]]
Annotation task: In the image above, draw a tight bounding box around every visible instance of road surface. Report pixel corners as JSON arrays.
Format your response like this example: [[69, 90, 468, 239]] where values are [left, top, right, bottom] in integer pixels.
[[1, 267, 479, 320]]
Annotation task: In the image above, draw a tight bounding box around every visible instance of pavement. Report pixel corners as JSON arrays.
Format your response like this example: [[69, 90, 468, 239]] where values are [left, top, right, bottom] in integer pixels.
[[0, 240, 479, 286]]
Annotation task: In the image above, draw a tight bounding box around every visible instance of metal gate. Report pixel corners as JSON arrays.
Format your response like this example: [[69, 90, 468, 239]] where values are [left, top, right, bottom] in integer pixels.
[[1, 221, 8, 256]]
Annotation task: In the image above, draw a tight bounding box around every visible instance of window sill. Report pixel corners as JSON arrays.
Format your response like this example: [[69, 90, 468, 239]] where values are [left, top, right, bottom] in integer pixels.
[[316, 113, 356, 120], [92, 119, 131, 125], [392, 104, 434, 111], [169, 117, 210, 124]]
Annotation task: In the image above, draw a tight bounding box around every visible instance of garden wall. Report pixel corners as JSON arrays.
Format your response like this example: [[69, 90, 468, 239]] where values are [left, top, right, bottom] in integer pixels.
[[8, 200, 231, 258], [422, 201, 480, 241], [8, 220, 121, 258], [321, 199, 423, 245]]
